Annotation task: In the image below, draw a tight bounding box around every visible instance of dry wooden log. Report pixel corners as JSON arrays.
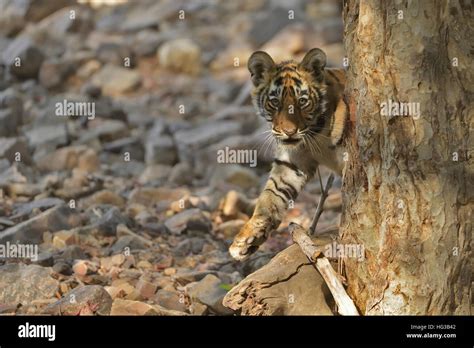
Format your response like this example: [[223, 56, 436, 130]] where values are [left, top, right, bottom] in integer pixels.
[[290, 223, 359, 316], [222, 242, 335, 315]]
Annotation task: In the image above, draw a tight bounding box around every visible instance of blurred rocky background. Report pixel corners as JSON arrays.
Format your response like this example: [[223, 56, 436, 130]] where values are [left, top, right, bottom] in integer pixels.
[[0, 0, 344, 315]]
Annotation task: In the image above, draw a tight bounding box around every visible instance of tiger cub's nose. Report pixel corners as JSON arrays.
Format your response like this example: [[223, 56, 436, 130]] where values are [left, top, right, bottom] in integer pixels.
[[282, 126, 297, 137]]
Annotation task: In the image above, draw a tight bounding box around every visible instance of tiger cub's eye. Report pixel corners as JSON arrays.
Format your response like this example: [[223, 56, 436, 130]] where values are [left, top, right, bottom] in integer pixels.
[[298, 98, 308, 106], [269, 98, 280, 108]]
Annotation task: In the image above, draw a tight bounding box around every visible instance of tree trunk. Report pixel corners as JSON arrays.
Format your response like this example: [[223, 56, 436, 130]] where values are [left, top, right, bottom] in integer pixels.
[[341, 0, 472, 314]]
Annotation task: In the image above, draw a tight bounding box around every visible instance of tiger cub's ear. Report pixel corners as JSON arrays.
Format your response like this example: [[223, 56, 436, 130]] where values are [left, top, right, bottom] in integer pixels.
[[248, 51, 275, 86], [300, 48, 327, 80]]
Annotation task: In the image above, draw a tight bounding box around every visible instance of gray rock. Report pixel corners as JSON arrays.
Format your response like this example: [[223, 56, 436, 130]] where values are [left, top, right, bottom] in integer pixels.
[[0, 0, 74, 36], [60, 245, 86, 261], [97, 42, 134, 67], [174, 121, 241, 168], [247, 7, 294, 47], [121, 1, 181, 32], [158, 38, 202, 75], [0, 137, 30, 164], [203, 78, 241, 104], [11, 197, 64, 219], [174, 270, 241, 285], [88, 206, 129, 237], [138, 221, 167, 237], [24, 124, 68, 148], [145, 135, 177, 165], [110, 298, 186, 315], [320, 18, 344, 44], [132, 30, 168, 57], [138, 164, 172, 184], [0, 87, 23, 112], [167, 120, 191, 134], [0, 109, 20, 136], [33, 251, 54, 267], [0, 204, 82, 244], [44, 285, 112, 315], [210, 164, 260, 190], [168, 162, 194, 186], [10, 0, 73, 22], [174, 120, 241, 151], [0, 264, 59, 305], [173, 237, 205, 257], [122, 9, 158, 32], [190, 237, 205, 254], [153, 289, 187, 312], [36, 5, 94, 36], [218, 263, 238, 275], [188, 274, 233, 315], [103, 136, 144, 162], [111, 235, 146, 254], [81, 83, 102, 98], [147, 119, 167, 136], [52, 261, 72, 275], [107, 160, 145, 178], [190, 302, 208, 315], [38, 58, 76, 89], [128, 186, 190, 206], [91, 64, 141, 95], [37, 93, 89, 124], [0, 212, 15, 232], [93, 6, 126, 32], [98, 103, 128, 122], [78, 119, 128, 144], [0, 163, 28, 186], [0, 1, 27, 36], [240, 252, 274, 276], [144, 120, 175, 166], [0, 158, 10, 173], [35, 145, 99, 173], [2, 36, 45, 79], [164, 209, 212, 235], [173, 239, 192, 257]]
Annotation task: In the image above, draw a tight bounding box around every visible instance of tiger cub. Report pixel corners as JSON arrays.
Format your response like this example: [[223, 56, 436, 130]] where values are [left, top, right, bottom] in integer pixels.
[[229, 48, 348, 261]]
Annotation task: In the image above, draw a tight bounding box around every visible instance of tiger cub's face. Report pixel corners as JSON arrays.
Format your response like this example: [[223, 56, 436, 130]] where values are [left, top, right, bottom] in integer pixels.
[[248, 48, 328, 149]]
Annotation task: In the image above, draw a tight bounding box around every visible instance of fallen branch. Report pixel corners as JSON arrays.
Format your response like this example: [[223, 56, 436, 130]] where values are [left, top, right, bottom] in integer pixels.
[[309, 170, 335, 235], [290, 223, 359, 316]]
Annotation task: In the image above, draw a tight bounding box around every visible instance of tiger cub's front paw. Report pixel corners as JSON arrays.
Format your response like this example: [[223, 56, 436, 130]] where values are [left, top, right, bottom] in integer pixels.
[[229, 217, 272, 261]]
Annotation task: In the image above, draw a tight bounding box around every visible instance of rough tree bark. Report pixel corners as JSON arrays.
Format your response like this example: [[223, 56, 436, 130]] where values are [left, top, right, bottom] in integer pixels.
[[341, 1, 472, 314]]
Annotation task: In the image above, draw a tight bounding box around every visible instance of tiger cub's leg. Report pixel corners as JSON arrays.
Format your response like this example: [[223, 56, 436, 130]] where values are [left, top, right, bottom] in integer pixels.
[[229, 159, 312, 260]]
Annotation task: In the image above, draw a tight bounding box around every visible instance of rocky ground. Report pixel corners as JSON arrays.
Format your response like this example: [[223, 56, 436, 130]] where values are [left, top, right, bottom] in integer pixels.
[[0, 0, 344, 315]]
